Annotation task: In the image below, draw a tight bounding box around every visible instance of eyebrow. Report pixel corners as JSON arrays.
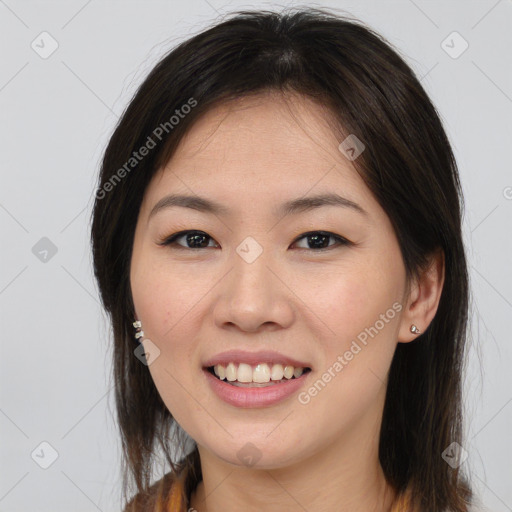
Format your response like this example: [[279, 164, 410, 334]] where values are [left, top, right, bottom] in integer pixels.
[[148, 192, 368, 220]]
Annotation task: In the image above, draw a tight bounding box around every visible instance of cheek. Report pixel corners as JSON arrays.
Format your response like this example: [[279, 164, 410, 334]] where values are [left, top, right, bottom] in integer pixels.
[[131, 257, 204, 343], [294, 269, 401, 433], [302, 265, 400, 338], [131, 263, 204, 423], [296, 257, 404, 391]]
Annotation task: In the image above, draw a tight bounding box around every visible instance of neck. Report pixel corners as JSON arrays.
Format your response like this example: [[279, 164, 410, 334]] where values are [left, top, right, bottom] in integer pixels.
[[189, 390, 396, 512]]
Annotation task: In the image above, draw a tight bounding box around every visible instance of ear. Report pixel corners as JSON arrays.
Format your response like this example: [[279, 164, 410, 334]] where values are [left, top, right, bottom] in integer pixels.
[[398, 248, 445, 343]]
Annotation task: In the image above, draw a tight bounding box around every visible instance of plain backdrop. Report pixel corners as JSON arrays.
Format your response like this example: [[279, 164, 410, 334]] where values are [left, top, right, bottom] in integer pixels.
[[0, 1, 511, 511]]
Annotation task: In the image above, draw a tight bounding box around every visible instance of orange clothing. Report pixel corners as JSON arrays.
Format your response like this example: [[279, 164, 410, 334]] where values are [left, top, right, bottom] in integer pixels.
[[125, 469, 480, 511]]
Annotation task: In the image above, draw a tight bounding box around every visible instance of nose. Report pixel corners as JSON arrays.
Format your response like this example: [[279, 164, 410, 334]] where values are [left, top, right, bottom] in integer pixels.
[[213, 247, 295, 333]]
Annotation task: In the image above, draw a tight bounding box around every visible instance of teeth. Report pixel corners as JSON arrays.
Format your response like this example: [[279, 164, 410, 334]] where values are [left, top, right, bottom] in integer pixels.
[[216, 364, 226, 380], [212, 362, 307, 383], [253, 363, 270, 383], [225, 362, 237, 382], [237, 363, 253, 383], [283, 365, 294, 379], [270, 364, 284, 380]]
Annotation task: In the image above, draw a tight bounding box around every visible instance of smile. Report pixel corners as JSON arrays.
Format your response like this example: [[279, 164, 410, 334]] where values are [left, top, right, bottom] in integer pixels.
[[203, 364, 312, 408], [208, 362, 311, 386]]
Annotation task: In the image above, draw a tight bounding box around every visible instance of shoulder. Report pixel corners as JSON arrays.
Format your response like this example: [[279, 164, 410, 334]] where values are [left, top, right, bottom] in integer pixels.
[[123, 472, 185, 512]]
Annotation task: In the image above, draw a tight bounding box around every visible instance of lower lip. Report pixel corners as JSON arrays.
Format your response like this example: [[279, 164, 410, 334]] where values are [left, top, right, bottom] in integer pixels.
[[203, 368, 310, 408]]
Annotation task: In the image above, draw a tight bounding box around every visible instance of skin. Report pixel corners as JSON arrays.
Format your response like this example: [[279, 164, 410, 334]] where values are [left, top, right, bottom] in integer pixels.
[[130, 91, 445, 512]]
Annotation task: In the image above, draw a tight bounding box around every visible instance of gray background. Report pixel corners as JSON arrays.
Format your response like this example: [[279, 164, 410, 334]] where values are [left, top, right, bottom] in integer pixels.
[[0, 0, 511, 511]]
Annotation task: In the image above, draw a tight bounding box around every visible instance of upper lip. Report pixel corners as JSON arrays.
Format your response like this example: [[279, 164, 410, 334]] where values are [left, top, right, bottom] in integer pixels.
[[203, 350, 312, 369]]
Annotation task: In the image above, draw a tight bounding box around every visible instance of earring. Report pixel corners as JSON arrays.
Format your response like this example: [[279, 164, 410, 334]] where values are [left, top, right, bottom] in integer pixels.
[[133, 320, 144, 340], [410, 324, 421, 335]]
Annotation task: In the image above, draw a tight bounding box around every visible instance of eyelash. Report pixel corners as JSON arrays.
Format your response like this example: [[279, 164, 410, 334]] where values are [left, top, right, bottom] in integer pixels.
[[157, 230, 351, 252]]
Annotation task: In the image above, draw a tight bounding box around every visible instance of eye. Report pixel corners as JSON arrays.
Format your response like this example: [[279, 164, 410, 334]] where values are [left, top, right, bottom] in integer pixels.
[[158, 230, 350, 251], [291, 231, 351, 251], [158, 230, 218, 249]]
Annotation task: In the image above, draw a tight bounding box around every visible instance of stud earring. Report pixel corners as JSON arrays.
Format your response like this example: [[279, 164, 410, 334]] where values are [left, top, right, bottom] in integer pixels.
[[133, 320, 144, 340], [410, 324, 421, 335]]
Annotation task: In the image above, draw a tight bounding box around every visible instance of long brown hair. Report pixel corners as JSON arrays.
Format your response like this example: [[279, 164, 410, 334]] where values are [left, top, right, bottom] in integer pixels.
[[90, 7, 473, 511]]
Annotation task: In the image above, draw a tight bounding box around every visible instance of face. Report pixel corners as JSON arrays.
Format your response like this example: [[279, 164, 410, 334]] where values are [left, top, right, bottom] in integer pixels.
[[130, 92, 409, 470]]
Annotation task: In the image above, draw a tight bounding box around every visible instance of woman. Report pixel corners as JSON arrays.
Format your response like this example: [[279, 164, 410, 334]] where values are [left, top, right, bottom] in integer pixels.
[[91, 7, 477, 511]]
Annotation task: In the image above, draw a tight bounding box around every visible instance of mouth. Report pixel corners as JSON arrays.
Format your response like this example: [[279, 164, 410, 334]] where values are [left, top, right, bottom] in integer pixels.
[[205, 363, 312, 388], [203, 359, 313, 408]]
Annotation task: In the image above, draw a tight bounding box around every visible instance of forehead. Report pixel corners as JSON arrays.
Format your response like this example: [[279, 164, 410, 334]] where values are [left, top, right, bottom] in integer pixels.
[[143, 92, 374, 214], [168, 91, 345, 168]]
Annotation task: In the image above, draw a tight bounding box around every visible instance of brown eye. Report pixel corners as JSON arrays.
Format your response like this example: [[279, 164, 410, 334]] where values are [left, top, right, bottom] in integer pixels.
[[158, 230, 351, 251], [291, 231, 351, 250], [159, 230, 218, 249]]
